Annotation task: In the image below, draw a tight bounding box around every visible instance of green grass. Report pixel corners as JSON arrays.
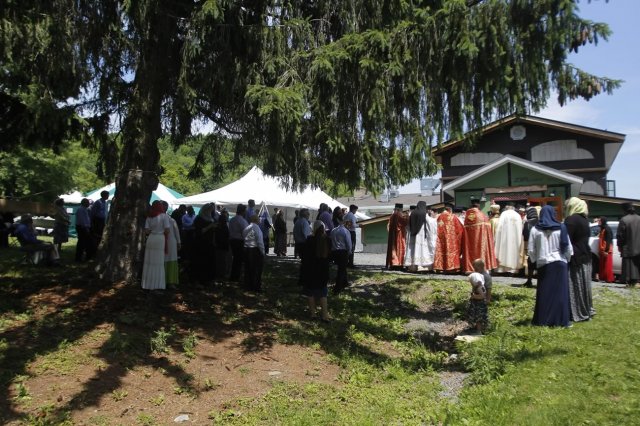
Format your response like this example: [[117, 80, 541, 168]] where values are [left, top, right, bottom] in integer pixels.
[[2, 242, 640, 425], [448, 290, 640, 425], [207, 274, 640, 425]]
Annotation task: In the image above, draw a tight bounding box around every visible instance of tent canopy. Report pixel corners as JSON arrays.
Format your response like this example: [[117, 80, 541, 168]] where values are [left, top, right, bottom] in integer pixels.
[[58, 190, 84, 204], [177, 166, 368, 219], [84, 182, 184, 203]]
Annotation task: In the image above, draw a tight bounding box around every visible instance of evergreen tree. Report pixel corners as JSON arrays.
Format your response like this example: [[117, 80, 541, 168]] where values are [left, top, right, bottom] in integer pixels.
[[0, 0, 620, 283]]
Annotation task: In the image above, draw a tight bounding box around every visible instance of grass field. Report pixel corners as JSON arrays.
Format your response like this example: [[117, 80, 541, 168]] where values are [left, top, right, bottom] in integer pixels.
[[1, 240, 639, 425]]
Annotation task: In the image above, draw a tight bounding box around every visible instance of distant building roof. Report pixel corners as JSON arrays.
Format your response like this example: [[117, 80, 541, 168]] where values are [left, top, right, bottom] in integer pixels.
[[433, 114, 625, 156], [442, 154, 583, 193], [337, 193, 442, 217]]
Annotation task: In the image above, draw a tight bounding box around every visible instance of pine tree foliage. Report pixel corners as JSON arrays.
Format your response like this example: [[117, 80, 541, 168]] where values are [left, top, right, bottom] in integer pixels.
[[0, 0, 620, 282], [2, 0, 620, 191]]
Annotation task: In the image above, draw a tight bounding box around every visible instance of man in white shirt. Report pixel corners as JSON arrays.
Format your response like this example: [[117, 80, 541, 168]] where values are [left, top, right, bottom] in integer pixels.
[[90, 190, 109, 245], [293, 209, 311, 257], [243, 214, 265, 292]]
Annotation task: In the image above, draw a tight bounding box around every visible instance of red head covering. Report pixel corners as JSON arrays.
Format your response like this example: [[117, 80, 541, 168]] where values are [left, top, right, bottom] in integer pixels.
[[148, 200, 164, 218]]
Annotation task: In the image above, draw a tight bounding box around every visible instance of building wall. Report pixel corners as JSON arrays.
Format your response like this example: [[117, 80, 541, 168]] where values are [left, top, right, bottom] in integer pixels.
[[452, 166, 573, 211], [361, 220, 389, 253], [440, 125, 609, 187], [586, 201, 628, 221]]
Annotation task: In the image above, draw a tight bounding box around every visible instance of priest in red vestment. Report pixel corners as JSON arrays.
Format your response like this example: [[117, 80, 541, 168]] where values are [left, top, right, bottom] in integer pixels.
[[461, 200, 497, 273], [433, 204, 464, 272], [386, 203, 408, 269]]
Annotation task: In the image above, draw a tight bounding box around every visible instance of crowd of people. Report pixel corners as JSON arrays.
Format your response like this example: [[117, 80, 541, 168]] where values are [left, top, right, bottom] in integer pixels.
[[0, 190, 112, 266], [137, 199, 360, 322], [3, 191, 639, 331], [386, 198, 640, 330]]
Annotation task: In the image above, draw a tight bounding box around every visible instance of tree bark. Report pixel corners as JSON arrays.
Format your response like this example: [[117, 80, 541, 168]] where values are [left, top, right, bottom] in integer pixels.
[[94, 6, 173, 284]]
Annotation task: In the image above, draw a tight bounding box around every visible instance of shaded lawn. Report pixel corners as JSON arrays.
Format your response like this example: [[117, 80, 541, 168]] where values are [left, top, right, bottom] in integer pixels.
[[1, 241, 639, 425]]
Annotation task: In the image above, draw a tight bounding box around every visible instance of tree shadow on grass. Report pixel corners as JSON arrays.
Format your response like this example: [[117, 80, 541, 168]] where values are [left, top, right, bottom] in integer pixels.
[[0, 247, 533, 423], [0, 247, 269, 423], [262, 271, 461, 372]]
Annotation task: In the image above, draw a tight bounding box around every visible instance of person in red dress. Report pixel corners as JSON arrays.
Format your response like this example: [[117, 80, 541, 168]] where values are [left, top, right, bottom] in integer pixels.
[[386, 203, 408, 270], [461, 199, 497, 273], [596, 216, 614, 283], [433, 204, 464, 273]]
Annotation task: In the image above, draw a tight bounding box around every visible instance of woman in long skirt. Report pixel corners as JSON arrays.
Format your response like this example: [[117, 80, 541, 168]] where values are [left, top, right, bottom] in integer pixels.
[[142, 201, 171, 290], [528, 205, 573, 327], [193, 203, 217, 286], [274, 210, 287, 256], [564, 197, 594, 322]]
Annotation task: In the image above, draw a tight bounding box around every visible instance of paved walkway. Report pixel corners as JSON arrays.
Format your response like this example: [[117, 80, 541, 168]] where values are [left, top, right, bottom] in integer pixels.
[[271, 248, 633, 294]]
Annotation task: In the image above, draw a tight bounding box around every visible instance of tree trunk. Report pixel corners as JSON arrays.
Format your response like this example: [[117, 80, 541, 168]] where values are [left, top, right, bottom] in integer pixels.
[[94, 166, 159, 284], [94, 7, 172, 284]]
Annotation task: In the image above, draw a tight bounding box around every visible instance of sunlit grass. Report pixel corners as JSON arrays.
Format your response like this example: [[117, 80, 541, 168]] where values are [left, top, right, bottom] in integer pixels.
[[2, 244, 640, 425]]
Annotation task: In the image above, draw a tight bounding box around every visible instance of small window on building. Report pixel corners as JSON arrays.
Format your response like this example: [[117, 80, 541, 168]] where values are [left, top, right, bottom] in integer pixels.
[[606, 180, 616, 197]]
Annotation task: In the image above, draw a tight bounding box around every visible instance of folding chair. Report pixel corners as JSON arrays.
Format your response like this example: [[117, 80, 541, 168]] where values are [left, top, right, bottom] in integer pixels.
[[15, 234, 50, 265]]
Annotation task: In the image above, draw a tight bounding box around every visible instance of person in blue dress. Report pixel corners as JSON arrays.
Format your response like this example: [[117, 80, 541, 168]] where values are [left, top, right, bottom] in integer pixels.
[[527, 205, 573, 327]]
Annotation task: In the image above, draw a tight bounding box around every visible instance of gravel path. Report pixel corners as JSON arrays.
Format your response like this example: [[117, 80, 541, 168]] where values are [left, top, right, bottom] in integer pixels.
[[351, 251, 635, 295]]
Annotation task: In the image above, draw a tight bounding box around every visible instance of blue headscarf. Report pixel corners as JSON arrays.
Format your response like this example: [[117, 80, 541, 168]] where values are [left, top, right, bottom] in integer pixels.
[[536, 205, 569, 253]]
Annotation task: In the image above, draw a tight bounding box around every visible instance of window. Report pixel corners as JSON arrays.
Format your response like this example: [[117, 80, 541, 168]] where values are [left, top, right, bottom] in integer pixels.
[[606, 180, 616, 197]]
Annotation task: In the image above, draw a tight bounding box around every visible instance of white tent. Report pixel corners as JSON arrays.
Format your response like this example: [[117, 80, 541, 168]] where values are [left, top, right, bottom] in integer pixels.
[[177, 166, 368, 219], [58, 190, 84, 204]]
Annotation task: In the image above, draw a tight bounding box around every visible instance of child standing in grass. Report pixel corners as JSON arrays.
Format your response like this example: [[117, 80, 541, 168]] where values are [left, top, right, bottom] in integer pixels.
[[467, 258, 491, 333]]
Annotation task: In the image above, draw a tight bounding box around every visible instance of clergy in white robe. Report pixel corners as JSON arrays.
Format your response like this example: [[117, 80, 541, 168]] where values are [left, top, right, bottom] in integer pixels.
[[407, 201, 438, 271], [494, 204, 524, 273]]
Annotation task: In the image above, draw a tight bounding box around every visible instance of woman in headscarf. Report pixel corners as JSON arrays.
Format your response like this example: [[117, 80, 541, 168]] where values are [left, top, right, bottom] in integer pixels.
[[142, 200, 171, 290], [192, 203, 217, 287], [318, 204, 334, 235], [595, 216, 614, 283], [564, 197, 594, 322], [274, 209, 288, 256], [528, 205, 573, 327]]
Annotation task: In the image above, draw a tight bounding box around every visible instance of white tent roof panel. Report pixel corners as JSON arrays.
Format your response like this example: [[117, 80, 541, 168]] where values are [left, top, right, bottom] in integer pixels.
[[177, 166, 368, 219]]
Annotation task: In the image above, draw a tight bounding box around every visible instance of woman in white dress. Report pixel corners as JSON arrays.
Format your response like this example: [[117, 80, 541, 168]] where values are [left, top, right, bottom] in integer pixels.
[[142, 200, 171, 290], [162, 201, 181, 286]]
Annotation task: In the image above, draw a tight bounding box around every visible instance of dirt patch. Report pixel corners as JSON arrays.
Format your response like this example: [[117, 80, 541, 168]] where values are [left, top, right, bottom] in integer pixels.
[[16, 339, 339, 424], [1, 260, 485, 424], [1, 279, 342, 425]]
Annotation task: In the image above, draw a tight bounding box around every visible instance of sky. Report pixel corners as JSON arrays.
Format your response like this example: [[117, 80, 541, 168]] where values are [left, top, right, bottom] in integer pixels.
[[537, 0, 640, 199], [400, 0, 640, 198]]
